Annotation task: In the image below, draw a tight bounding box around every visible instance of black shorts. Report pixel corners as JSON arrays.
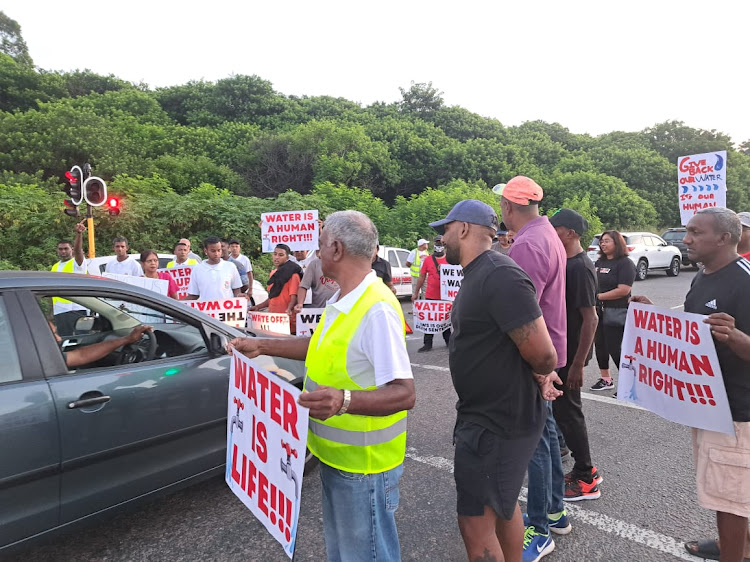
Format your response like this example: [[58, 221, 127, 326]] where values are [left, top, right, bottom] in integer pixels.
[[454, 419, 541, 519]]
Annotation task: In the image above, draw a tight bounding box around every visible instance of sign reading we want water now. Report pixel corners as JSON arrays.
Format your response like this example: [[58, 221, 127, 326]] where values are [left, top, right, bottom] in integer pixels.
[[619, 303, 734, 435], [440, 264, 463, 301]]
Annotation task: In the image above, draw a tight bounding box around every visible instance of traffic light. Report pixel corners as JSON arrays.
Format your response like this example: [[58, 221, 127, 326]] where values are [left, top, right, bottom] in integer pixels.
[[63, 165, 84, 216], [107, 196, 121, 216], [83, 176, 107, 206]]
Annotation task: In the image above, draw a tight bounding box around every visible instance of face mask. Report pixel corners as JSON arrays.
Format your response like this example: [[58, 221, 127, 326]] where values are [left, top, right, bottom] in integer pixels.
[[434, 245, 445, 254]]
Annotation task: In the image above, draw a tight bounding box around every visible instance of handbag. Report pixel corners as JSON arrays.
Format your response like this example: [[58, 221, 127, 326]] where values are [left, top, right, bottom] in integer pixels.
[[602, 306, 628, 328]]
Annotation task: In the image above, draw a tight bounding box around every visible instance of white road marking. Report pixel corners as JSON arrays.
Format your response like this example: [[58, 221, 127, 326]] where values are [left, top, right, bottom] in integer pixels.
[[409, 363, 646, 410], [404, 447, 697, 561]]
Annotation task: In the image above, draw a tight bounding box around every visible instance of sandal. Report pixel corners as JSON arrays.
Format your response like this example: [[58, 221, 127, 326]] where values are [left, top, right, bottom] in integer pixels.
[[684, 539, 750, 561]]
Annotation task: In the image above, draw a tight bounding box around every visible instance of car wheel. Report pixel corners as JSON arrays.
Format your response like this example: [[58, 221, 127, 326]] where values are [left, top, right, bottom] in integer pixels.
[[666, 257, 680, 277], [636, 259, 648, 281]]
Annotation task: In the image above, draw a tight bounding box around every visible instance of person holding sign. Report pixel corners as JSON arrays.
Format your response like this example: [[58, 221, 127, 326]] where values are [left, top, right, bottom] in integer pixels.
[[184, 236, 243, 301], [250, 244, 302, 335], [140, 250, 180, 299], [50, 221, 89, 335], [412, 235, 451, 352], [590, 230, 636, 393], [230, 210, 415, 562], [633, 208, 750, 562], [430, 199, 560, 562], [406, 238, 429, 299]]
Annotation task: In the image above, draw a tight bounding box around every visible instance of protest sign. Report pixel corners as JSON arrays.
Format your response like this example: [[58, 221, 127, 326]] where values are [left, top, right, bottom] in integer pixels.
[[261, 210, 319, 252], [102, 273, 169, 322], [440, 264, 463, 301], [103, 272, 168, 296], [618, 303, 734, 435], [295, 308, 324, 337], [413, 300, 452, 334], [250, 311, 291, 335], [160, 265, 193, 299], [227, 351, 309, 559], [185, 298, 247, 328], [678, 151, 727, 225]]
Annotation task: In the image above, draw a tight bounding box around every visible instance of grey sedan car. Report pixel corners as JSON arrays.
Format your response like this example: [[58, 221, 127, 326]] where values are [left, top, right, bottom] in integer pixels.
[[0, 271, 304, 553]]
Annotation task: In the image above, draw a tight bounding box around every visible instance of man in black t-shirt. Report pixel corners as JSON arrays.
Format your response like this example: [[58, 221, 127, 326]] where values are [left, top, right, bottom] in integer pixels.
[[371, 245, 396, 294], [429, 199, 560, 562], [550, 209, 602, 501], [634, 208, 750, 562]]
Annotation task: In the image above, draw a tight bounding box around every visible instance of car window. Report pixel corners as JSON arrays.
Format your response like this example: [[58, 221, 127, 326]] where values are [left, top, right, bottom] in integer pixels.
[[0, 298, 23, 383], [388, 250, 400, 268], [628, 235, 642, 244], [396, 250, 409, 267], [643, 236, 655, 246], [653, 236, 667, 246], [38, 294, 207, 372], [663, 232, 684, 243]]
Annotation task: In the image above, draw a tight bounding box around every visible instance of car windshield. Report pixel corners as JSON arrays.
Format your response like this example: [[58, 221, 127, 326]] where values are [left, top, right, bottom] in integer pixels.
[[663, 232, 685, 243]]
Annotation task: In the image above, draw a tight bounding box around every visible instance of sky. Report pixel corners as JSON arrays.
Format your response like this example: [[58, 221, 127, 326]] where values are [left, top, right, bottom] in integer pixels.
[[5, 0, 749, 146]]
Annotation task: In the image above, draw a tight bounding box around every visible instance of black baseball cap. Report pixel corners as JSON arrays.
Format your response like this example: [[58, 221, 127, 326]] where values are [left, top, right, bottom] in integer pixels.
[[549, 208, 588, 236]]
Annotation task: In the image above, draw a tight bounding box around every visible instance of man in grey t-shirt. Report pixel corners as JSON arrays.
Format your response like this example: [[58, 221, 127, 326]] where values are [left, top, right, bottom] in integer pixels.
[[291, 255, 340, 313]]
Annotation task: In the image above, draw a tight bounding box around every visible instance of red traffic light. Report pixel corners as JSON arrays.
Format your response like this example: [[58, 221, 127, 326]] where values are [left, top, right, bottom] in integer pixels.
[[107, 196, 121, 216], [65, 171, 79, 184]]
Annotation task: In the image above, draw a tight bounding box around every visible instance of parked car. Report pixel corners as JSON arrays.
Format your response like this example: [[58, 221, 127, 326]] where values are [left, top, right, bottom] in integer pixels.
[[86, 254, 269, 305], [377, 246, 412, 297], [0, 271, 305, 553], [586, 232, 682, 281], [661, 227, 696, 267]]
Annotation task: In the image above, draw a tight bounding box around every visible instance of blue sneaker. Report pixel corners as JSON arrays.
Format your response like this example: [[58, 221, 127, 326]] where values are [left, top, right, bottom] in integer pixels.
[[522, 526, 555, 562], [522, 509, 572, 535]]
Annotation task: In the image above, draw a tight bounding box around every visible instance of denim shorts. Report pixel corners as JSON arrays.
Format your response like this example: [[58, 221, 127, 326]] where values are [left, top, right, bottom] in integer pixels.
[[454, 419, 541, 519]]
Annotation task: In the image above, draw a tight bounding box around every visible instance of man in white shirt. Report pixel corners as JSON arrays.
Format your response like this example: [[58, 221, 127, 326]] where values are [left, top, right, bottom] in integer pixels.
[[229, 210, 415, 562], [291, 249, 314, 273], [104, 237, 143, 276], [406, 238, 430, 299], [185, 236, 243, 301]]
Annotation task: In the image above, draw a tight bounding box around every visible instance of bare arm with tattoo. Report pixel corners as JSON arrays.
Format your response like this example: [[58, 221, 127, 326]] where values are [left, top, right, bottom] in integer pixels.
[[507, 316, 557, 375]]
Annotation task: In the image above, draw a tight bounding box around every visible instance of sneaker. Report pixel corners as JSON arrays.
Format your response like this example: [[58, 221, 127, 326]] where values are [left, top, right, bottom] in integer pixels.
[[564, 478, 601, 502], [613, 391, 618, 398], [522, 526, 555, 562], [560, 445, 571, 460], [548, 510, 572, 535], [565, 466, 603, 485], [590, 378, 614, 391], [417, 345, 432, 353], [522, 510, 572, 535]]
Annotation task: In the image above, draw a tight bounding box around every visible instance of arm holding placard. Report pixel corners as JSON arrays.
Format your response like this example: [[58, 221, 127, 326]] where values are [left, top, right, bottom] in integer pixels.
[[228, 335, 310, 361], [704, 312, 750, 361], [249, 299, 269, 312], [298, 379, 416, 421], [411, 265, 427, 302]]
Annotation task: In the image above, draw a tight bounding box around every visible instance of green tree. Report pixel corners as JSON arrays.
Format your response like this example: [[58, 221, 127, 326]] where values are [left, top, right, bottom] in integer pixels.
[[0, 11, 32, 66], [546, 194, 604, 248], [398, 81, 444, 117]]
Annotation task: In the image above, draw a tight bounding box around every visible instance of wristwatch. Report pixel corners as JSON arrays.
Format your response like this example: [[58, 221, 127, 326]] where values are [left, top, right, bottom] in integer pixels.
[[336, 389, 351, 415]]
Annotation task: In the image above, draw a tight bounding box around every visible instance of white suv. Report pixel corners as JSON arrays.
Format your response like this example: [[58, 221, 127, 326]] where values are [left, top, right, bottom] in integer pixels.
[[587, 232, 682, 281]]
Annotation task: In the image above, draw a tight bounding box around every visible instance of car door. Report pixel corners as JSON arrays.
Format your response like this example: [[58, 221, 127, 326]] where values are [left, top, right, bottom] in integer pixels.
[[386, 249, 405, 295], [20, 288, 230, 524], [0, 292, 61, 549], [648, 236, 669, 268]]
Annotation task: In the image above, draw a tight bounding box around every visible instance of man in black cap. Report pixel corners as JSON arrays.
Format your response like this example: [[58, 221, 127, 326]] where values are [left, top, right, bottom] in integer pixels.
[[549, 209, 603, 502], [430, 199, 561, 562], [491, 222, 512, 255]]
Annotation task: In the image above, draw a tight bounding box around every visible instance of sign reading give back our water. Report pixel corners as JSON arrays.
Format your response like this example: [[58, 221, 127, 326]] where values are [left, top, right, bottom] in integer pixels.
[[678, 151, 727, 226]]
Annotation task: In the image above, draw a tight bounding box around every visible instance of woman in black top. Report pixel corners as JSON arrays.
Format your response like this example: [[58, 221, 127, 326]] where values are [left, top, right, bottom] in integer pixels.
[[590, 230, 637, 392]]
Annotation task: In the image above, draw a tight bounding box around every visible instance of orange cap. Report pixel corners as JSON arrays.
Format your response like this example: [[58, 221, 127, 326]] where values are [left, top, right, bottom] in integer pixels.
[[493, 176, 544, 205]]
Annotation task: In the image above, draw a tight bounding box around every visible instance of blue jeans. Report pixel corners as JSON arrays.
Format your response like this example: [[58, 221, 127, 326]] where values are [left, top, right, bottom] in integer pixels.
[[319, 461, 404, 562], [527, 401, 565, 534]]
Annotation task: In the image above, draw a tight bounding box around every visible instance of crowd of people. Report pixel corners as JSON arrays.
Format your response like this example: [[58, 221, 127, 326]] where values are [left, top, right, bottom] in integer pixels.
[[49, 178, 750, 562]]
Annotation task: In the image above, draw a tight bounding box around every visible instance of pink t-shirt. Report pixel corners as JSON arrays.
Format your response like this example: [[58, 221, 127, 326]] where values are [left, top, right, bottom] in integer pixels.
[[509, 216, 568, 369], [157, 270, 180, 299]]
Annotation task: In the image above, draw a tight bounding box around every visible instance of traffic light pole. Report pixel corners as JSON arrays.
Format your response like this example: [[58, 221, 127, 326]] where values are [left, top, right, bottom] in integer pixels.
[[87, 204, 96, 259]]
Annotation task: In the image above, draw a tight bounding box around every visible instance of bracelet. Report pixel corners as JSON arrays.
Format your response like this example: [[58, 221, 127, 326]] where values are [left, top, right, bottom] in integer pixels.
[[336, 389, 351, 415]]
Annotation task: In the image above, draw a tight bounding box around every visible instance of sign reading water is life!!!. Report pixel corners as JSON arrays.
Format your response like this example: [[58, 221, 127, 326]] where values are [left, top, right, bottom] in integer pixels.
[[440, 264, 463, 301], [618, 303, 734, 435], [413, 300, 452, 334], [261, 210, 319, 252], [678, 151, 727, 226], [227, 351, 310, 559]]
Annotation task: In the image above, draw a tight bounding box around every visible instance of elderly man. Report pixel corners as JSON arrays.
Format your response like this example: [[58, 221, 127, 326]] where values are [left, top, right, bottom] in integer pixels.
[[405, 238, 429, 299], [430, 199, 560, 562], [634, 208, 750, 562], [230, 210, 416, 562]]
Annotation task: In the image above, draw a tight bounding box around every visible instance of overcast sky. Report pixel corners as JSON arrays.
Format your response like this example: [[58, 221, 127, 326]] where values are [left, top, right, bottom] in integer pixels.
[[6, 0, 748, 146]]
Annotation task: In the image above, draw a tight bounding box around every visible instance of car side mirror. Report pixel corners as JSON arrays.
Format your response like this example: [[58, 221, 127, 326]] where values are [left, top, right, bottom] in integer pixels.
[[210, 332, 229, 355], [74, 316, 96, 333]]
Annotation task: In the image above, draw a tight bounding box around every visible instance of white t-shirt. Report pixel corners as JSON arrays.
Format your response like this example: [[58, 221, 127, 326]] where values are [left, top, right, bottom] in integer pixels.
[[105, 258, 143, 277], [187, 260, 242, 300], [406, 249, 428, 266], [234, 253, 252, 273], [51, 258, 88, 314], [314, 271, 413, 388]]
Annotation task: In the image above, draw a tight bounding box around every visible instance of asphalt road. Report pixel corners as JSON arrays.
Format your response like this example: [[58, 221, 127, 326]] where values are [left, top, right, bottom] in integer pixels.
[[10, 268, 714, 562]]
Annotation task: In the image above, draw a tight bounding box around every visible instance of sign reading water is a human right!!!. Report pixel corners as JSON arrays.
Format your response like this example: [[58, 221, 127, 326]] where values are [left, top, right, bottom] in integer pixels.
[[261, 210, 319, 253], [618, 303, 734, 435]]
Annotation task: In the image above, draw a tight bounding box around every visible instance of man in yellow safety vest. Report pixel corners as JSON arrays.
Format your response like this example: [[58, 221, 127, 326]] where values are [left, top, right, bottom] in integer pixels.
[[230, 210, 416, 562], [50, 220, 89, 335], [166, 241, 199, 268], [405, 238, 429, 300]]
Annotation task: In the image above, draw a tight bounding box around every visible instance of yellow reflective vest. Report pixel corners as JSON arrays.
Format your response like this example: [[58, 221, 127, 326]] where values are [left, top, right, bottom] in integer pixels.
[[51, 259, 77, 305], [304, 279, 407, 474], [410, 250, 422, 278], [167, 258, 198, 268]]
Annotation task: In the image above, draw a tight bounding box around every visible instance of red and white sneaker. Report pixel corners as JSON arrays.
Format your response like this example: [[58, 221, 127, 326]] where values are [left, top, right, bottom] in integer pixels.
[[565, 466, 603, 485], [564, 478, 601, 502]]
